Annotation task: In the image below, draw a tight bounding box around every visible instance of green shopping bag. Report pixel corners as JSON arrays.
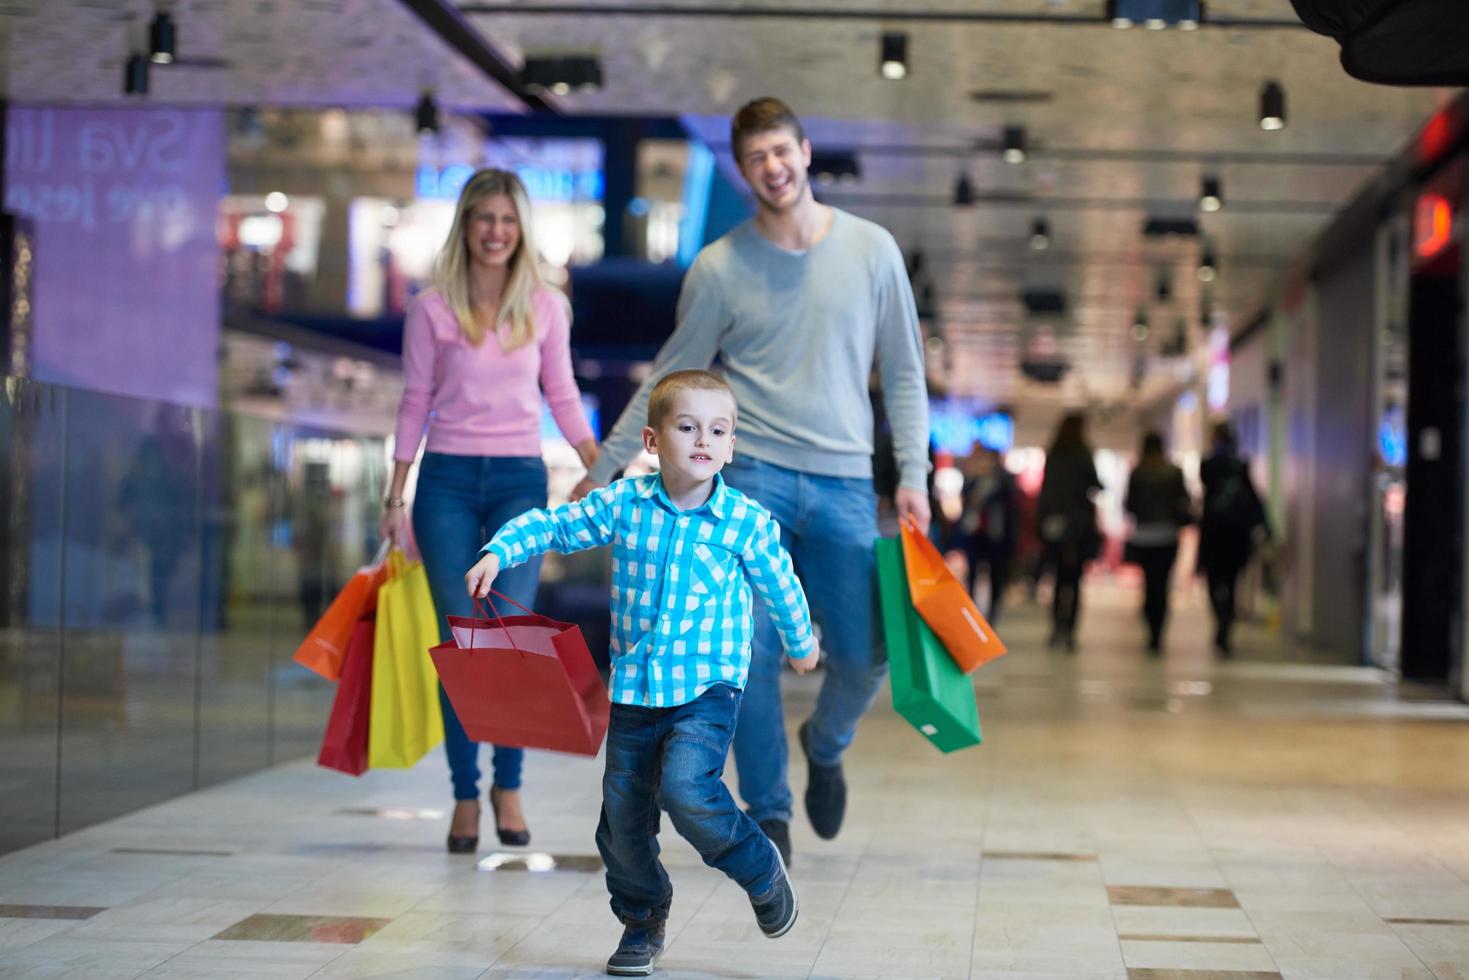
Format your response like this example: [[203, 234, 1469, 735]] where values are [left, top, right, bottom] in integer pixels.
[[875, 536, 982, 753]]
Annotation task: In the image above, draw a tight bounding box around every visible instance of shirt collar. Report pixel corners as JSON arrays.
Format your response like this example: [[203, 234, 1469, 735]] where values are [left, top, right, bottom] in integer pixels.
[[643, 472, 730, 520]]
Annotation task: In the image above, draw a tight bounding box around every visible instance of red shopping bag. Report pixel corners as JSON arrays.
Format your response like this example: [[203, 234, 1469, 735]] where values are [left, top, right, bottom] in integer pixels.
[[317, 615, 375, 775], [429, 591, 610, 757], [294, 542, 392, 681], [899, 515, 1007, 672]]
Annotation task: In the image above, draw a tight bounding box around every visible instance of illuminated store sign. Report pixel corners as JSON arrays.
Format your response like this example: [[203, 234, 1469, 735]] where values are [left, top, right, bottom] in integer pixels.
[[415, 163, 604, 202], [929, 402, 1014, 454]]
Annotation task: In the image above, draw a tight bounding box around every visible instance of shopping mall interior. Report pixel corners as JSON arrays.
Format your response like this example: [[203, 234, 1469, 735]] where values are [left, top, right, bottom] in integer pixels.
[[2, 1, 1469, 977]]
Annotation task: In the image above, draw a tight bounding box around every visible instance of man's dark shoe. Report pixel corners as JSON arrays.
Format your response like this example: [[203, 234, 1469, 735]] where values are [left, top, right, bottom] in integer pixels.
[[606, 920, 665, 976], [750, 843, 799, 938], [759, 818, 792, 868], [798, 721, 846, 840]]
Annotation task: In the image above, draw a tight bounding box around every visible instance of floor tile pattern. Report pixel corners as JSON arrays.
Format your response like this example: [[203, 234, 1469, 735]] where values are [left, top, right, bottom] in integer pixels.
[[1, 583, 1468, 978]]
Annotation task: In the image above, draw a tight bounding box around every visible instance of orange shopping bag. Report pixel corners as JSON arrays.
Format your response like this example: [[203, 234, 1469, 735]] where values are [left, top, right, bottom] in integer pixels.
[[899, 515, 1007, 672], [293, 541, 392, 681]]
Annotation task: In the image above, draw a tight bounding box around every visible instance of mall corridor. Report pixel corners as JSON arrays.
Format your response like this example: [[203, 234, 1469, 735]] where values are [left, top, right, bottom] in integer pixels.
[[3, 582, 1468, 980]]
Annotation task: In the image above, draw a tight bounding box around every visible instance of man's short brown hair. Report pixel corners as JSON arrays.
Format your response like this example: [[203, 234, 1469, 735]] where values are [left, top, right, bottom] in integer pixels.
[[647, 370, 737, 430], [730, 97, 806, 162]]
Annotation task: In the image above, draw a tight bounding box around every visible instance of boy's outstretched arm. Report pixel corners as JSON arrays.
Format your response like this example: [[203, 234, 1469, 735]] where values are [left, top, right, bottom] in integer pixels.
[[466, 483, 622, 598], [740, 509, 820, 673]]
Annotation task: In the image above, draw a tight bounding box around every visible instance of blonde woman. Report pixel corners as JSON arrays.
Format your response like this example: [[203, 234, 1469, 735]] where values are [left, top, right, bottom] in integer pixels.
[[381, 169, 599, 853]]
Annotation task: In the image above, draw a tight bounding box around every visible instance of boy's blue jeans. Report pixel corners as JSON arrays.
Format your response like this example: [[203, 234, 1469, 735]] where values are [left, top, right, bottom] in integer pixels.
[[596, 684, 780, 926], [720, 456, 885, 825], [412, 452, 546, 798]]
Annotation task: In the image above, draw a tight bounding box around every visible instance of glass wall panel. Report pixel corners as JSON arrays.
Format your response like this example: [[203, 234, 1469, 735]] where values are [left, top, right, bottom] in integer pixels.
[[268, 427, 384, 762], [196, 413, 273, 787], [57, 391, 202, 834], [0, 374, 390, 855], [0, 380, 65, 852]]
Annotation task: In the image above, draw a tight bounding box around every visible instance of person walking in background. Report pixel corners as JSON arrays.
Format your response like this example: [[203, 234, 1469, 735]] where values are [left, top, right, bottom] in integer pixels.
[[1037, 413, 1101, 651], [573, 97, 930, 866], [1198, 422, 1269, 657], [1124, 432, 1193, 654], [960, 447, 1018, 623], [380, 168, 600, 854]]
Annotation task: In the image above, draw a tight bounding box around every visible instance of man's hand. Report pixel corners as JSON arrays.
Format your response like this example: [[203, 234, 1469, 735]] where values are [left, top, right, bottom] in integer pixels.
[[787, 647, 821, 675], [465, 553, 501, 599], [570, 476, 605, 502], [895, 486, 932, 535]]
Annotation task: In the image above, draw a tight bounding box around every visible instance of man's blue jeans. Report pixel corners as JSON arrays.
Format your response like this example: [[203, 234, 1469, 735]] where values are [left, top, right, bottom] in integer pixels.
[[412, 452, 546, 799], [720, 456, 885, 824], [596, 684, 780, 925]]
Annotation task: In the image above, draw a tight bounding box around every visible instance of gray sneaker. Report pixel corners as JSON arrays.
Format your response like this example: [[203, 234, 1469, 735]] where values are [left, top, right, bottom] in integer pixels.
[[749, 841, 799, 938], [606, 920, 665, 976]]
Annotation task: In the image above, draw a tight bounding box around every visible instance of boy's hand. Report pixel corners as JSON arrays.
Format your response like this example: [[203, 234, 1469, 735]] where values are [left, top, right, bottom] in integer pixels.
[[787, 647, 820, 675], [465, 553, 500, 599]]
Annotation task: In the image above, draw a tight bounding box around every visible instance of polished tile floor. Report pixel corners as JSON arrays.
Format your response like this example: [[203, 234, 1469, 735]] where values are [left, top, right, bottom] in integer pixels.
[[3, 578, 1469, 979]]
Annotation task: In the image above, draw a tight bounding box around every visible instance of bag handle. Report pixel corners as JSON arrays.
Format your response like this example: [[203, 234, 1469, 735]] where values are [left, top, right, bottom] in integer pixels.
[[470, 590, 531, 659]]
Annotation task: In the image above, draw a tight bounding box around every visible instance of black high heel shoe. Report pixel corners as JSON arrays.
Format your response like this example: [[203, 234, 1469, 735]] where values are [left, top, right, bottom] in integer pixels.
[[446, 801, 480, 854], [489, 785, 531, 847]]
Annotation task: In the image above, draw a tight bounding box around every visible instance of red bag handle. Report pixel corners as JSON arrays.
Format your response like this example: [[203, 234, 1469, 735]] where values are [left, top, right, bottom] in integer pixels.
[[470, 589, 535, 658]]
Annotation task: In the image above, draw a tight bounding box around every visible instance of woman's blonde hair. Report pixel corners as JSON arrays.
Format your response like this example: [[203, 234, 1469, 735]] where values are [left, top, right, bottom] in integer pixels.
[[433, 168, 551, 351]]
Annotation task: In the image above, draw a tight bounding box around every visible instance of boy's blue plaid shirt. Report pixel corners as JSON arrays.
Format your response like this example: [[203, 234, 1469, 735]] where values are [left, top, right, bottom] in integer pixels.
[[483, 473, 816, 708]]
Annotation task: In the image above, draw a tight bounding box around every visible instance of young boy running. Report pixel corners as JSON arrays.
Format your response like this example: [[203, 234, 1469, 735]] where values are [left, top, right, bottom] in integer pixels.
[[465, 369, 819, 976]]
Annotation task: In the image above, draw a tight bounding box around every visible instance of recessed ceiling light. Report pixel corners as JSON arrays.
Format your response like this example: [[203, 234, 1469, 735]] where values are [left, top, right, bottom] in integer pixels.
[[1199, 175, 1223, 212], [149, 11, 176, 65], [879, 32, 908, 80], [1259, 80, 1286, 131]]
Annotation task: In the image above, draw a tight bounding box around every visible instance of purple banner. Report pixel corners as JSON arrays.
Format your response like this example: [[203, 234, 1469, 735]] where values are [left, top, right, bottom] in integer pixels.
[[5, 106, 224, 407]]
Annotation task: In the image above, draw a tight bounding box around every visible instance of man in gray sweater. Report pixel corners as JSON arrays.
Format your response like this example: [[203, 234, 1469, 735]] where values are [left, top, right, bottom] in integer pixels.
[[576, 97, 930, 865]]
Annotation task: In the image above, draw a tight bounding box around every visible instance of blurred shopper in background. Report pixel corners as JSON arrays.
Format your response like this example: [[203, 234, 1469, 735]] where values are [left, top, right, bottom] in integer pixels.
[[380, 169, 600, 854], [960, 447, 1018, 623], [1124, 432, 1193, 654], [1037, 413, 1101, 651], [1198, 422, 1269, 657]]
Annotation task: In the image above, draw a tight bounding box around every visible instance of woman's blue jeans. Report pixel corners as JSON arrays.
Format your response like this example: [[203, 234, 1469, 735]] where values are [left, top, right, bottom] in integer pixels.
[[412, 453, 547, 800]]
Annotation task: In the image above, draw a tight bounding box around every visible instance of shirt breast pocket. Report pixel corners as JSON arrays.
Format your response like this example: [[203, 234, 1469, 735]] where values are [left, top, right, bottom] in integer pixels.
[[689, 542, 735, 596]]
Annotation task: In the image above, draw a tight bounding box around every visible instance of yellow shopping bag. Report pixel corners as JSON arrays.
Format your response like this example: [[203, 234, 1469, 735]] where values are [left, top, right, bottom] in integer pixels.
[[368, 549, 444, 769]]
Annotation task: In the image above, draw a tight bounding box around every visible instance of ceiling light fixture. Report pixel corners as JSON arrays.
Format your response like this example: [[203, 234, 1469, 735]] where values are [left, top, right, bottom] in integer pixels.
[[1199, 175, 1223, 212], [953, 173, 976, 207], [811, 151, 861, 186], [1198, 247, 1217, 282], [1030, 218, 1050, 250], [1259, 80, 1286, 131], [148, 11, 176, 65], [124, 53, 149, 95], [1105, 0, 1204, 29], [414, 92, 439, 136], [1002, 125, 1026, 164], [879, 32, 908, 80], [522, 55, 604, 95]]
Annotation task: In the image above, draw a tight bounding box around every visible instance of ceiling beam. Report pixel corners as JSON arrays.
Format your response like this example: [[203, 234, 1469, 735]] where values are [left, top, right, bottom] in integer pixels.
[[820, 192, 1341, 214], [460, 3, 1305, 30], [710, 141, 1391, 168], [395, 0, 558, 113]]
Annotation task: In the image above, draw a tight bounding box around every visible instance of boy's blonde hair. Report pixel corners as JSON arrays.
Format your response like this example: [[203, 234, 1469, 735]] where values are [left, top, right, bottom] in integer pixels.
[[647, 370, 737, 429]]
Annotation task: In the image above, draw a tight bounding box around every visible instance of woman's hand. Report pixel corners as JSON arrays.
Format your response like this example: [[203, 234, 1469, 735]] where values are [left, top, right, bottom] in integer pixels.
[[465, 553, 501, 599], [379, 504, 408, 546], [574, 439, 601, 473]]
